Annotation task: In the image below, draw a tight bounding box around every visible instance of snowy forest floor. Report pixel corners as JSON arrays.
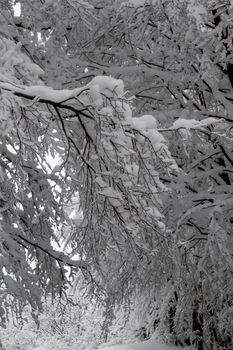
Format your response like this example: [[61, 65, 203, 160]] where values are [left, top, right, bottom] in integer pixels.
[[99, 338, 189, 350]]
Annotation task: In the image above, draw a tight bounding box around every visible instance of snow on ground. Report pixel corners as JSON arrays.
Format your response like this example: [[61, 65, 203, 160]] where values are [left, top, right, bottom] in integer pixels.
[[98, 338, 188, 350]]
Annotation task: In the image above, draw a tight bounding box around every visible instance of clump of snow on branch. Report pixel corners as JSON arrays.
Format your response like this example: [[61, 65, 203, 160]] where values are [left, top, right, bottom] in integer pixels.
[[171, 117, 219, 130], [133, 115, 179, 173]]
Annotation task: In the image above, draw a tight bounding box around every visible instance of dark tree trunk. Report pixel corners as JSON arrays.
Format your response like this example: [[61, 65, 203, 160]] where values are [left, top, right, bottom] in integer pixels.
[[192, 306, 203, 350], [227, 63, 233, 88]]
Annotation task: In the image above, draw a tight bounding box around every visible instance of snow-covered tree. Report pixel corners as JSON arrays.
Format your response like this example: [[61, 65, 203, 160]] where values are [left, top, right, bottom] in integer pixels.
[[1, 1, 233, 349]]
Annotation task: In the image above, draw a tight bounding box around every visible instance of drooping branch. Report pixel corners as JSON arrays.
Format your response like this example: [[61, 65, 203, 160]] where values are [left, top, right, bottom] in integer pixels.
[[1, 222, 88, 270]]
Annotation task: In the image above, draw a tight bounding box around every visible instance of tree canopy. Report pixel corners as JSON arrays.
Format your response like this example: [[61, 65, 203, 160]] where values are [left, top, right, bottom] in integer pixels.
[[1, 0, 233, 349]]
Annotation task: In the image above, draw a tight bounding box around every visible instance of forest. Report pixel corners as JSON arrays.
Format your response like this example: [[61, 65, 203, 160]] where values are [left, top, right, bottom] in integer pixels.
[[0, 0, 233, 349]]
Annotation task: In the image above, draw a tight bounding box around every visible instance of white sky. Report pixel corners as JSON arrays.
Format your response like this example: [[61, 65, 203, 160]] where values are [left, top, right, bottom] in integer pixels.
[[13, 2, 21, 17]]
